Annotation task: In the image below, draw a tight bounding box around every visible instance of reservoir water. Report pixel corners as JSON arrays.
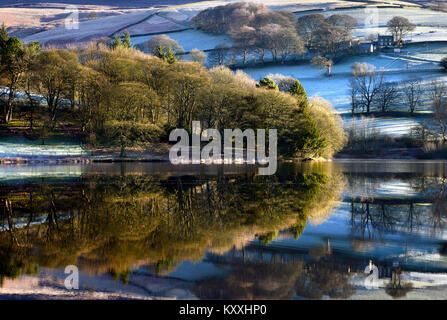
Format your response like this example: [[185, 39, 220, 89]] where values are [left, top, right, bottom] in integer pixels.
[[1, 161, 447, 299]]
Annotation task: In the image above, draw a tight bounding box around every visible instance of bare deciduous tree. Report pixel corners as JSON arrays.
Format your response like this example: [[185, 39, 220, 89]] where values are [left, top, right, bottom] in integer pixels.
[[191, 2, 269, 34], [429, 80, 446, 102], [208, 44, 229, 66], [296, 13, 326, 47], [350, 63, 385, 114], [229, 25, 257, 65], [402, 79, 423, 114], [313, 22, 352, 57], [431, 98, 447, 144], [376, 82, 399, 113], [326, 14, 358, 31], [190, 48, 207, 65], [386, 16, 416, 43], [311, 56, 333, 76], [427, 80, 447, 144], [255, 24, 304, 63]]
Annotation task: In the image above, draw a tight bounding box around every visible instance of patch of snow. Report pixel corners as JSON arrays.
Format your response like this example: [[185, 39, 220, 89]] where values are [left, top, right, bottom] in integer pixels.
[[132, 29, 232, 52]]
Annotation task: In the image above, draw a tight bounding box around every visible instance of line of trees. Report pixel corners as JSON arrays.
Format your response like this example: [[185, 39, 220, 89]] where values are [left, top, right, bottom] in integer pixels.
[[349, 62, 427, 114], [347, 73, 447, 153], [344, 77, 447, 154], [422, 81, 447, 144], [0, 26, 346, 159], [135, 6, 416, 73], [190, 2, 357, 66]]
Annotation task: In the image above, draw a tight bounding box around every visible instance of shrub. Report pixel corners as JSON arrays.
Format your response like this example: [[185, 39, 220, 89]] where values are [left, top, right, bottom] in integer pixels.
[[256, 77, 279, 91]]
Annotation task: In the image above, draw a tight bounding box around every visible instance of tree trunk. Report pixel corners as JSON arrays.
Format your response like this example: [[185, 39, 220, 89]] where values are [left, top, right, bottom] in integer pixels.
[[5, 91, 14, 123], [29, 103, 35, 130], [120, 132, 126, 158], [5, 83, 16, 123], [120, 145, 126, 158], [5, 105, 12, 123]]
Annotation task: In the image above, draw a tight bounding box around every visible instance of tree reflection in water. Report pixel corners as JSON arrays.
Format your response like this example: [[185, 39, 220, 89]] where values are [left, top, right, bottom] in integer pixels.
[[385, 267, 414, 299], [347, 173, 447, 243], [0, 163, 344, 289]]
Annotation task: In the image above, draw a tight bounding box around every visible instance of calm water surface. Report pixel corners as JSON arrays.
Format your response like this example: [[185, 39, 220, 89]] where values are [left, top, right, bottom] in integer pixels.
[[1, 161, 447, 299]]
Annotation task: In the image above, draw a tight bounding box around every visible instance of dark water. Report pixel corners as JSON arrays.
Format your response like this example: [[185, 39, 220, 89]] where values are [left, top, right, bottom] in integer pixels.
[[1, 161, 447, 299]]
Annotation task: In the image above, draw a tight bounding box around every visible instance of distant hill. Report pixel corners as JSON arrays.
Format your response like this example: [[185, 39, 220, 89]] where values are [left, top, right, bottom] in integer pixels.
[[0, 0, 201, 8]]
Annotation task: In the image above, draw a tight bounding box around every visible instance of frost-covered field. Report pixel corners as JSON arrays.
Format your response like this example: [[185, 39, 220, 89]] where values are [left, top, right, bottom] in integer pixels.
[[13, 4, 447, 138], [0, 3, 137, 38], [158, 0, 418, 22], [0, 137, 86, 158], [243, 49, 445, 112], [130, 6, 447, 53], [325, 7, 447, 43], [124, 13, 187, 36], [406, 42, 447, 62], [132, 29, 232, 52], [243, 43, 447, 136], [299, 7, 447, 30], [22, 9, 158, 44], [18, 1, 423, 46], [18, 0, 383, 45]]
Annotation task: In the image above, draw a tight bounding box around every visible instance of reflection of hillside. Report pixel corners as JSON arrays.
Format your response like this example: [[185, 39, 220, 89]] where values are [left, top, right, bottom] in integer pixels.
[[193, 259, 303, 300], [0, 166, 344, 283], [193, 243, 355, 300]]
